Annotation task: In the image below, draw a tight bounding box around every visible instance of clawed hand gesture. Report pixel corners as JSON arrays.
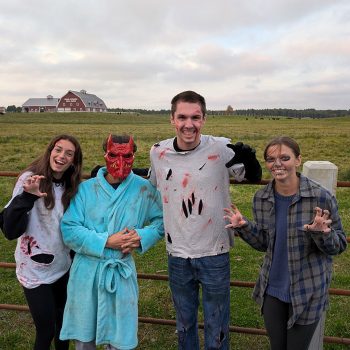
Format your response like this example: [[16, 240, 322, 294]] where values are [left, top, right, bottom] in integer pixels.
[[23, 175, 47, 197], [304, 207, 332, 234], [106, 227, 141, 254], [223, 204, 247, 228]]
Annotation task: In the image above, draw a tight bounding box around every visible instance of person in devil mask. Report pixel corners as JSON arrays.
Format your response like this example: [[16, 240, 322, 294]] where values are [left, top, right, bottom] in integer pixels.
[[59, 134, 164, 350]]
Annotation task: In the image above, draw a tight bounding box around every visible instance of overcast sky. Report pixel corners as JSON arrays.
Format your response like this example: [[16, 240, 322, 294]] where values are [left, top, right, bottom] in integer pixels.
[[1, 0, 349, 110]]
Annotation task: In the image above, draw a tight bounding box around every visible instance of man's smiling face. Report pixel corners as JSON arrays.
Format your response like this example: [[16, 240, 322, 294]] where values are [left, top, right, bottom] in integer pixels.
[[171, 101, 205, 150]]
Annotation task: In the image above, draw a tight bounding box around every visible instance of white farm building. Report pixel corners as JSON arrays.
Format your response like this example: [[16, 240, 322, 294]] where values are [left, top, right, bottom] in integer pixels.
[[22, 95, 60, 113]]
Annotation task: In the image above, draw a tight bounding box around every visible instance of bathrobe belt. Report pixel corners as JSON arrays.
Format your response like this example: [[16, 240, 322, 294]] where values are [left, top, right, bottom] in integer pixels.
[[98, 256, 133, 293]]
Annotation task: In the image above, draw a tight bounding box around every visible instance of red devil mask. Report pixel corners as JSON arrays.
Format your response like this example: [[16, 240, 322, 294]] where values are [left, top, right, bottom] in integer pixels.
[[104, 135, 135, 180]]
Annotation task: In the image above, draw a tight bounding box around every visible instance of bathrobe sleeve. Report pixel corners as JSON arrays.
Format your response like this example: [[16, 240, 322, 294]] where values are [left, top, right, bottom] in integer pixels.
[[136, 184, 164, 254], [60, 188, 108, 258]]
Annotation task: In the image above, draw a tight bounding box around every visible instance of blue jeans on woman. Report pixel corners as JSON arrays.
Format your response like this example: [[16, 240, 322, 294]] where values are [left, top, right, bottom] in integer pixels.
[[168, 253, 230, 350]]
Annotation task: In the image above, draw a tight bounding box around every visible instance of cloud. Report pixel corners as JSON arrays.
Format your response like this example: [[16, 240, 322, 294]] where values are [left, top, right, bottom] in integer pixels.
[[0, 0, 349, 109]]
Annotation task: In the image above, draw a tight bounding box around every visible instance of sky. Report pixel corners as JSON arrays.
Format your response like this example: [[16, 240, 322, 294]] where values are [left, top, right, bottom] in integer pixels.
[[1, 0, 349, 110]]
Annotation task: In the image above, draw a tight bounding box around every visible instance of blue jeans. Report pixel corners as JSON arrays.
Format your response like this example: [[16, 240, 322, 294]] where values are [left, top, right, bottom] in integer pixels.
[[168, 253, 230, 350]]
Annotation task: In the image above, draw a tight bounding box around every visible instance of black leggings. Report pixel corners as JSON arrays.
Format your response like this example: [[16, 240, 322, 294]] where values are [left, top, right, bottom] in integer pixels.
[[262, 295, 319, 350], [23, 271, 70, 350]]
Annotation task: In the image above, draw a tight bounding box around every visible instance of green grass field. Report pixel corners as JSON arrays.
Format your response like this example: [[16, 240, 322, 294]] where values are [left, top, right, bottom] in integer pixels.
[[0, 112, 349, 349]]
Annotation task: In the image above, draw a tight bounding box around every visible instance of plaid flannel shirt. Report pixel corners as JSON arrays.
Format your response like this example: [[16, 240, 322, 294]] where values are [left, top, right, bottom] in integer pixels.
[[236, 174, 347, 328]]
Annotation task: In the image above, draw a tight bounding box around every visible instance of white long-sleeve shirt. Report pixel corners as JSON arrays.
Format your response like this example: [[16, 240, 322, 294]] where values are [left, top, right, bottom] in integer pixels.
[[5, 171, 71, 288]]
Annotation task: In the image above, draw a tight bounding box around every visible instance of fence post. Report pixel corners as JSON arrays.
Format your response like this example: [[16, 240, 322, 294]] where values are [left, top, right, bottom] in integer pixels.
[[302, 161, 338, 350], [302, 161, 338, 196]]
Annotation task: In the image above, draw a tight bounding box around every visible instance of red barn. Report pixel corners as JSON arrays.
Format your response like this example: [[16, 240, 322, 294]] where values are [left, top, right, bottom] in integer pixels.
[[22, 95, 59, 113], [57, 90, 107, 112]]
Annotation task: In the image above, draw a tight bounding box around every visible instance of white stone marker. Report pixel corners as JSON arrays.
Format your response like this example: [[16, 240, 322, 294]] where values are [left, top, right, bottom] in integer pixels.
[[302, 161, 338, 196]]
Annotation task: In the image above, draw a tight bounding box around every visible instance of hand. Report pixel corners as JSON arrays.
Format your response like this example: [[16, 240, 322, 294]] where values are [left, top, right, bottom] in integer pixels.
[[225, 142, 262, 182], [223, 204, 247, 228], [225, 142, 256, 167], [304, 207, 332, 234], [120, 228, 141, 254], [106, 227, 141, 253], [23, 175, 47, 197]]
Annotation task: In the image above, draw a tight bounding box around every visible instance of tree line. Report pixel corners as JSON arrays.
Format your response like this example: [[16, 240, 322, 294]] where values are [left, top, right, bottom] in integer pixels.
[[230, 108, 350, 119], [3, 105, 350, 118], [108, 107, 350, 118], [4, 105, 22, 113]]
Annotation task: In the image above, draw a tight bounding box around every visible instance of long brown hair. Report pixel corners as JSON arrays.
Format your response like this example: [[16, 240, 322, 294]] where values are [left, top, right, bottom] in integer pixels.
[[20, 134, 83, 210]]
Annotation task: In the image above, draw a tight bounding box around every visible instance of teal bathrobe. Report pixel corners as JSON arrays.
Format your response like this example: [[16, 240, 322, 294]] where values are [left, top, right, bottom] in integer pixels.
[[59, 167, 164, 349]]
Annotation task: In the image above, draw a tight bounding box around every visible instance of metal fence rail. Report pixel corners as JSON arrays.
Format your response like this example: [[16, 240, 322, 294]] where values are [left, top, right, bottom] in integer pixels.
[[1, 171, 350, 345], [1, 170, 350, 187], [1, 264, 350, 345]]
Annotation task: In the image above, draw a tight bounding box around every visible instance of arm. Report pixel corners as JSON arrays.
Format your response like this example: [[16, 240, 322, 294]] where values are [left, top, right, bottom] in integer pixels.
[[112, 185, 164, 255], [2, 174, 45, 240], [148, 149, 157, 187], [134, 185, 164, 254], [60, 190, 108, 257], [224, 199, 269, 252], [225, 142, 262, 182], [133, 168, 150, 177], [2, 192, 39, 240], [90, 165, 103, 178]]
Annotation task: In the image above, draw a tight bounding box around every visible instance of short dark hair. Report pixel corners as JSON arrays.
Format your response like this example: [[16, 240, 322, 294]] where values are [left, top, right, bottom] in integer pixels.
[[171, 90, 206, 116], [264, 136, 301, 160], [103, 134, 137, 153]]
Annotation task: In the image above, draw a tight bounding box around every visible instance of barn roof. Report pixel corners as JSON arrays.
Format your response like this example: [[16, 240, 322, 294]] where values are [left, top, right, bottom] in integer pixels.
[[22, 97, 59, 107], [69, 90, 107, 108]]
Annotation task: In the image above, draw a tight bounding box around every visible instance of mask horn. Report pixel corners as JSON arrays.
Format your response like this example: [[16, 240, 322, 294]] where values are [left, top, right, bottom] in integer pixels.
[[106, 134, 114, 150], [128, 135, 134, 151]]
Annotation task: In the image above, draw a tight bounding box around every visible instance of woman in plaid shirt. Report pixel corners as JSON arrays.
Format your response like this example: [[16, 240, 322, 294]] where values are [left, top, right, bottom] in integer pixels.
[[224, 136, 347, 350]]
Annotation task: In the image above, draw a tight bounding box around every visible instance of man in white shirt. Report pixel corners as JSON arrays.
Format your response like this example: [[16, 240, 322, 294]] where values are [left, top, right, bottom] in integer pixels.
[[149, 90, 262, 349]]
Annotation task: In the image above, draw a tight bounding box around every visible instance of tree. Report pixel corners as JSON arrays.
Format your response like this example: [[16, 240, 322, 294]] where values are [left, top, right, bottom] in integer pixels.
[[6, 105, 17, 112], [226, 105, 234, 114]]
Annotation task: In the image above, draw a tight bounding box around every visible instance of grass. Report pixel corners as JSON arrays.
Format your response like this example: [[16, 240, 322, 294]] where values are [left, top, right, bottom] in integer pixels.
[[0, 112, 349, 349]]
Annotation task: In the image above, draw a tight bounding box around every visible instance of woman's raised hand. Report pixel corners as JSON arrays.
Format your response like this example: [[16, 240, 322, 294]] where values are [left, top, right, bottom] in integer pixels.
[[304, 207, 332, 234], [223, 203, 247, 228], [23, 175, 47, 197]]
